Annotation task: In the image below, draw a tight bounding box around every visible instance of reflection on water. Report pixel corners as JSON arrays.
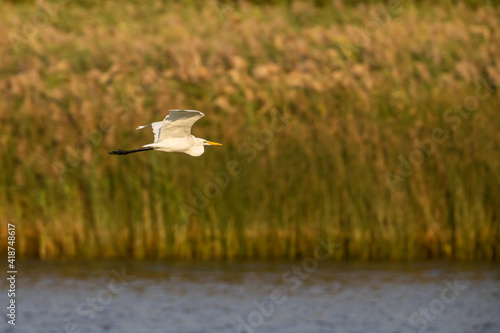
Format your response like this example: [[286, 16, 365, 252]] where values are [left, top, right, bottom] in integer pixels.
[[1, 261, 499, 333]]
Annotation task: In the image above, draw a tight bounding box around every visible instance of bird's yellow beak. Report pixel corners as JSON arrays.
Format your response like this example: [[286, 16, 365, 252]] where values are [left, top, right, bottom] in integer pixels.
[[205, 141, 223, 146]]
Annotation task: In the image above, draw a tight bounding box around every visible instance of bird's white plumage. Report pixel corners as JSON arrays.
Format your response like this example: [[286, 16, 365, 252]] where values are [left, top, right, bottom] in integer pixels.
[[137, 110, 204, 143], [137, 121, 163, 143], [132, 109, 220, 156]]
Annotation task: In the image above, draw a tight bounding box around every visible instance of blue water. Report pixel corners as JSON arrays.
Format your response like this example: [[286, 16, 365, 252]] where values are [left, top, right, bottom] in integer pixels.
[[1, 261, 499, 333]]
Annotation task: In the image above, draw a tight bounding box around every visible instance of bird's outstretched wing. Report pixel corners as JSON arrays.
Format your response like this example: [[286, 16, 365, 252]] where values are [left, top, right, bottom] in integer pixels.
[[136, 110, 204, 143], [137, 121, 163, 143], [159, 110, 205, 140]]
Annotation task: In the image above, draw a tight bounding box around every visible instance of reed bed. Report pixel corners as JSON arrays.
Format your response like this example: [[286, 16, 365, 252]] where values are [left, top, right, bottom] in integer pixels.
[[0, 0, 499, 260]]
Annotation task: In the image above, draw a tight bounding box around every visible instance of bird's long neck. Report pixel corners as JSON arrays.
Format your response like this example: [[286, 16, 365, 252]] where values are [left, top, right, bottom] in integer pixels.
[[109, 147, 154, 155]]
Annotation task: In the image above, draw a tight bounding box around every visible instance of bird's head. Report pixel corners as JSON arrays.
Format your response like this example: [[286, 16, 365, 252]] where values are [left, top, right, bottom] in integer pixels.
[[186, 138, 222, 156]]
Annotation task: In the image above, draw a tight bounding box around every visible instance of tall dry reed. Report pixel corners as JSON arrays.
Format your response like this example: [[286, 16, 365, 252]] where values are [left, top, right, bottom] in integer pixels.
[[0, 0, 499, 260]]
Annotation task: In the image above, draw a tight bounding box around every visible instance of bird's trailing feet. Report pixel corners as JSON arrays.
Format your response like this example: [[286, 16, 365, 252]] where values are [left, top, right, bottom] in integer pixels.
[[108, 147, 154, 155]]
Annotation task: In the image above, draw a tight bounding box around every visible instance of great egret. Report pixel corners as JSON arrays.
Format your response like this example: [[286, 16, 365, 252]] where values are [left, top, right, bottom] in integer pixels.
[[109, 110, 222, 156]]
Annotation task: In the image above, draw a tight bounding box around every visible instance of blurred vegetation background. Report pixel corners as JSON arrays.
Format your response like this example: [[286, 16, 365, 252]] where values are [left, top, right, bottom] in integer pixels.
[[0, 0, 499, 260]]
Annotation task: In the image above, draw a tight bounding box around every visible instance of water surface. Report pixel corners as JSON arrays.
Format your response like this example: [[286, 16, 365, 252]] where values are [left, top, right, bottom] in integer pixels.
[[1, 260, 499, 333]]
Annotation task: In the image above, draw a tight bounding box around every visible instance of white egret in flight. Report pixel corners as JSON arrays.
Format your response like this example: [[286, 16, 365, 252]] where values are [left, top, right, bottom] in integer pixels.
[[109, 110, 222, 156]]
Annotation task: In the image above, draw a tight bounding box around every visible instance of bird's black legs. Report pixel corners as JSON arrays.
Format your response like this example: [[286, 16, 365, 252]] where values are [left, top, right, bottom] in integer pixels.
[[108, 147, 154, 155]]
